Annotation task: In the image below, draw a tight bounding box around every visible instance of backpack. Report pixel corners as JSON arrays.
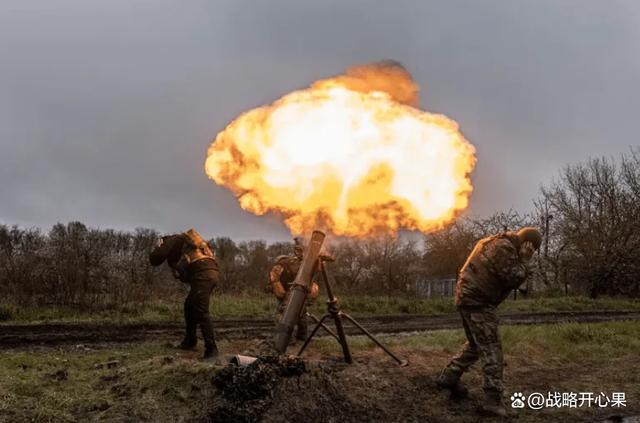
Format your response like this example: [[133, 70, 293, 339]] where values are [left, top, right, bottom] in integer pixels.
[[173, 229, 214, 280]]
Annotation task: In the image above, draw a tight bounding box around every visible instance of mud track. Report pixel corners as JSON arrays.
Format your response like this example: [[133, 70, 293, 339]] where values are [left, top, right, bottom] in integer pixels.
[[1, 310, 639, 348]]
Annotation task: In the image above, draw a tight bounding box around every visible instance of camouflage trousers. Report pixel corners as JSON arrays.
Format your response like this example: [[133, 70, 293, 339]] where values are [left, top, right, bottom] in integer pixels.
[[275, 299, 309, 341], [183, 270, 218, 351], [444, 305, 504, 392]]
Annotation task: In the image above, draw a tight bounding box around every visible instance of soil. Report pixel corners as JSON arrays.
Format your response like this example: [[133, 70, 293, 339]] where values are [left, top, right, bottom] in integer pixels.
[[1, 330, 638, 422], [210, 355, 307, 423], [2, 311, 639, 348], [207, 351, 640, 423]]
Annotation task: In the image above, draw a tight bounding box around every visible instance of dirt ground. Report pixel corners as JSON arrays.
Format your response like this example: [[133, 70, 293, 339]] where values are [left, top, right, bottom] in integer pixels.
[[215, 349, 639, 423], [1, 322, 639, 422], [2, 310, 639, 348]]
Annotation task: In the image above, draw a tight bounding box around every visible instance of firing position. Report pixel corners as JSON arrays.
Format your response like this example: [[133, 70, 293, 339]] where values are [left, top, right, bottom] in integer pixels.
[[150, 229, 220, 359], [267, 238, 319, 342], [437, 227, 542, 417]]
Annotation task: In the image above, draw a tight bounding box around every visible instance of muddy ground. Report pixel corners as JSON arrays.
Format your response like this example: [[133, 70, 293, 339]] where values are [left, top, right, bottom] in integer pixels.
[[2, 319, 639, 423], [212, 350, 640, 423], [2, 310, 639, 347]]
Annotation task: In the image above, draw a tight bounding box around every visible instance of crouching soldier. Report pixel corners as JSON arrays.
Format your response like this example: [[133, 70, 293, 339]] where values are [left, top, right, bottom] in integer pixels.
[[267, 238, 319, 342], [150, 229, 220, 360], [437, 227, 542, 417]]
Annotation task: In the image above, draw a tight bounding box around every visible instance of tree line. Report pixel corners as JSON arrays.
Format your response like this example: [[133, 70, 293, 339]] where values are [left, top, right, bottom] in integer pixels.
[[1, 151, 639, 309]]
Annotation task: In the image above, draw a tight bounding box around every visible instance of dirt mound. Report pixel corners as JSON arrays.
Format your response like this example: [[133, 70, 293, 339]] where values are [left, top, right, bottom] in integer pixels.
[[208, 353, 473, 423], [210, 355, 307, 422], [263, 360, 381, 423]]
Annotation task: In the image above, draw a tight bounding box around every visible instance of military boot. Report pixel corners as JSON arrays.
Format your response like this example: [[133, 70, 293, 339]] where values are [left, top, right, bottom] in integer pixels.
[[202, 344, 219, 361], [480, 390, 508, 417], [172, 341, 197, 351], [436, 367, 468, 398]]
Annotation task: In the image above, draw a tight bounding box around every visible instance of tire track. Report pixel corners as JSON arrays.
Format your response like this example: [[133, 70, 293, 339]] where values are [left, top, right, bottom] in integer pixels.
[[1, 310, 639, 348]]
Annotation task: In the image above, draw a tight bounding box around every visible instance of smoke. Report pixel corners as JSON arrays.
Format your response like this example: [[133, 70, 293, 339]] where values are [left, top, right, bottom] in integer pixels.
[[314, 60, 420, 108]]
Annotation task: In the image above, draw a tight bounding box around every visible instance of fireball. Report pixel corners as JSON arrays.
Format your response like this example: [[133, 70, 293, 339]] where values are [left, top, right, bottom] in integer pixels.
[[205, 61, 476, 237]]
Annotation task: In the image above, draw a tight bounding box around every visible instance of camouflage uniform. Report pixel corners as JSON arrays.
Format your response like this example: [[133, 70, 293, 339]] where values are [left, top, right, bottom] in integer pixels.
[[268, 254, 317, 341], [443, 232, 530, 394], [150, 229, 220, 357]]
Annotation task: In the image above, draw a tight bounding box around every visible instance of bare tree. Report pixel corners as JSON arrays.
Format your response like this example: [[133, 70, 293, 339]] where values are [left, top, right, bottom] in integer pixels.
[[538, 153, 640, 297]]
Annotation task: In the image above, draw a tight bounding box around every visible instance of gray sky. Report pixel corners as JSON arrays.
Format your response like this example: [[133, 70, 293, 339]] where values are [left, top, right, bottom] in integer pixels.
[[1, 0, 639, 241]]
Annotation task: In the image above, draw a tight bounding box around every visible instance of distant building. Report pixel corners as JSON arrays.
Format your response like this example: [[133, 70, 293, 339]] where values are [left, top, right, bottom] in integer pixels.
[[415, 277, 456, 298]]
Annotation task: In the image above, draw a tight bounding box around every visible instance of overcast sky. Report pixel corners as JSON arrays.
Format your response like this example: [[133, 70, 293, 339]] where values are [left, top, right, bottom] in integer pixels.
[[1, 0, 639, 241]]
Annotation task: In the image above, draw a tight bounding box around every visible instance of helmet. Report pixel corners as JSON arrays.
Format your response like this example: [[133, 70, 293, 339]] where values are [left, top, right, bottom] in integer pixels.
[[516, 227, 542, 250]]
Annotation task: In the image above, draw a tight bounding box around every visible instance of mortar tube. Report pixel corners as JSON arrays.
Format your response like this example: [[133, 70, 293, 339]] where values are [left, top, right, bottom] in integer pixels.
[[273, 230, 325, 353]]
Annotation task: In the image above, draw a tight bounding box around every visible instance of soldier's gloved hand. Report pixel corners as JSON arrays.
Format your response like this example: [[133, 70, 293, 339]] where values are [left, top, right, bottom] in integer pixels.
[[308, 282, 320, 301], [520, 241, 535, 262], [272, 282, 286, 299]]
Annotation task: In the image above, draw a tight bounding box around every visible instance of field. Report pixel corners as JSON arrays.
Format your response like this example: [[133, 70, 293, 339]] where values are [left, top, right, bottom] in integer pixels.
[[2, 295, 640, 324], [1, 320, 638, 422]]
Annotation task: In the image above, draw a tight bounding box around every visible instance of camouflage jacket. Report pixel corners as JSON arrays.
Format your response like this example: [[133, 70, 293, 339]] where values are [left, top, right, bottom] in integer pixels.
[[269, 255, 302, 291], [268, 254, 320, 301], [455, 232, 530, 307], [149, 233, 218, 283]]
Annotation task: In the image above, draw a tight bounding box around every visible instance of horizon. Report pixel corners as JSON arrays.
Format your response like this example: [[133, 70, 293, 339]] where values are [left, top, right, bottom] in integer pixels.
[[2, 0, 639, 242]]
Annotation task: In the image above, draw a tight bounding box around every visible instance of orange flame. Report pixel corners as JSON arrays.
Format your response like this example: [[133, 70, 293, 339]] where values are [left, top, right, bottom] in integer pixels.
[[205, 62, 476, 237]]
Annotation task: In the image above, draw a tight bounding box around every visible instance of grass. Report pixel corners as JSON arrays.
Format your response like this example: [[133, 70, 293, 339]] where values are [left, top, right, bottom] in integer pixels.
[[308, 319, 640, 360], [499, 295, 640, 313], [1, 295, 639, 325], [0, 342, 222, 422], [307, 320, 640, 423], [1, 320, 638, 422]]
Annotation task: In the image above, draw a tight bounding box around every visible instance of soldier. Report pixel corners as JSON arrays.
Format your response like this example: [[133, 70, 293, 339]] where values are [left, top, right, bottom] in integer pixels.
[[267, 238, 319, 342], [436, 227, 542, 417], [149, 229, 220, 360]]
